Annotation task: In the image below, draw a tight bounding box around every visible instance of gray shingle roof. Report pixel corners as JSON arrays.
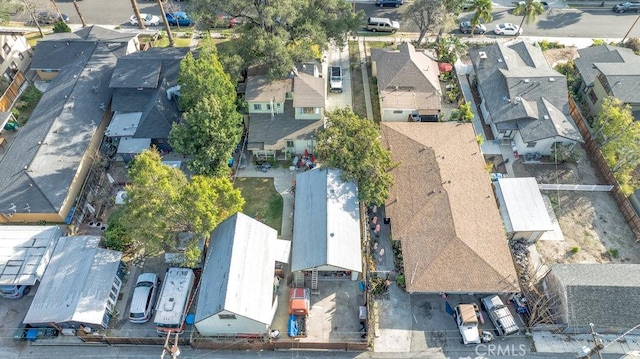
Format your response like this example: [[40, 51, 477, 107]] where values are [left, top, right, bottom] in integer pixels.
[[292, 72, 324, 108], [371, 42, 441, 94], [108, 48, 188, 139], [575, 45, 640, 87], [245, 75, 291, 103], [0, 43, 117, 216], [74, 25, 138, 44], [195, 213, 284, 330], [30, 39, 95, 70], [292, 168, 362, 273], [594, 63, 640, 103], [548, 264, 640, 328], [246, 103, 323, 151], [470, 41, 581, 142]]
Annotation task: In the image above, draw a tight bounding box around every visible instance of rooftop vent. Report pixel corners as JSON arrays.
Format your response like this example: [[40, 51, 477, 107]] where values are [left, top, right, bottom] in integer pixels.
[[497, 58, 503, 63], [543, 115, 550, 120], [549, 77, 555, 82], [514, 96, 522, 102], [479, 51, 487, 59], [524, 79, 530, 83]]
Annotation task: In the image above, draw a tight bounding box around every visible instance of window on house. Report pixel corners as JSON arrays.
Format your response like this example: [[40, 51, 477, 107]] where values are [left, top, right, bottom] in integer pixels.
[[253, 103, 262, 111], [588, 89, 598, 104], [10, 62, 17, 71], [18, 52, 23, 61], [393, 110, 403, 114], [3, 43, 10, 55], [302, 107, 315, 114], [286, 140, 294, 148], [597, 73, 611, 94], [11, 34, 17, 41], [527, 142, 537, 148], [266, 103, 271, 110], [218, 314, 236, 320]]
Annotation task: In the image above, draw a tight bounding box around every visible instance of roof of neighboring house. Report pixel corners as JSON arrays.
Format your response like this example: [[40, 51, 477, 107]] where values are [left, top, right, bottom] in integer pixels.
[[247, 103, 323, 151], [494, 177, 554, 233], [0, 42, 117, 217], [575, 44, 640, 87], [109, 47, 188, 139], [469, 41, 581, 143], [245, 75, 291, 103], [371, 42, 441, 94], [593, 63, 640, 103], [292, 168, 362, 273], [74, 25, 138, 44], [379, 89, 442, 113], [23, 236, 122, 327], [381, 122, 519, 293], [548, 264, 640, 328], [293, 72, 325, 108], [195, 213, 289, 326], [0, 226, 62, 286]]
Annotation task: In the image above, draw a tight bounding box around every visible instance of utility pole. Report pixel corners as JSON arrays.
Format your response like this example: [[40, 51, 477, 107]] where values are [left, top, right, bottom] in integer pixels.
[[622, 15, 640, 44], [577, 323, 604, 359], [160, 331, 180, 359]]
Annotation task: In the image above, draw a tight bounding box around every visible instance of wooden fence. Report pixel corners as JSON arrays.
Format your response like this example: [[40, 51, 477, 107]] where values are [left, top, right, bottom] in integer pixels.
[[0, 70, 26, 112], [568, 97, 640, 239]]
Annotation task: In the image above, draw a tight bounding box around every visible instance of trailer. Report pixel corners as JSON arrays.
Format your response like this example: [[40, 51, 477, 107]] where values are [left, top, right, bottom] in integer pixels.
[[287, 288, 309, 338]]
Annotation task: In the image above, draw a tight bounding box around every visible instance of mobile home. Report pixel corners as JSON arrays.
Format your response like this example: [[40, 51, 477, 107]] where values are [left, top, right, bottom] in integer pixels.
[[154, 267, 195, 334]]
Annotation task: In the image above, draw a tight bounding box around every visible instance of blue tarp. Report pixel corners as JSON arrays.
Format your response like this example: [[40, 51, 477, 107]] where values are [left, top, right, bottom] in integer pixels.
[[287, 314, 298, 337]]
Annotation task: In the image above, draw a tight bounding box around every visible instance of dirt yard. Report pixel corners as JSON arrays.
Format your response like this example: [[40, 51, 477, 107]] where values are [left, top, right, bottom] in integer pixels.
[[542, 47, 579, 68], [512, 146, 640, 265]]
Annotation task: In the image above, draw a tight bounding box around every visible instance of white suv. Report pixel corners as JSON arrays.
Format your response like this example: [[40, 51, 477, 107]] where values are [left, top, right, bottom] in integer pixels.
[[129, 273, 159, 323]]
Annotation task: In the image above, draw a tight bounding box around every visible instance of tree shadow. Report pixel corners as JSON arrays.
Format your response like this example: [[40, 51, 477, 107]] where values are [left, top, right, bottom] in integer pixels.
[[536, 11, 582, 29]]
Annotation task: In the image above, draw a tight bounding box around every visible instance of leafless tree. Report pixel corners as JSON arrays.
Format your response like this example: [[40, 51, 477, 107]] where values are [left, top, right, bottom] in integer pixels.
[[72, 0, 86, 27], [157, 0, 174, 47]]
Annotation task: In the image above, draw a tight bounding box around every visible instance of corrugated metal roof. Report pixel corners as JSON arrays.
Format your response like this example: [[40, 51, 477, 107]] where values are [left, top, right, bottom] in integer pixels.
[[195, 213, 283, 327], [495, 177, 554, 233], [24, 236, 122, 327], [116, 137, 151, 154], [0, 226, 62, 286], [292, 168, 362, 272], [105, 111, 142, 137]]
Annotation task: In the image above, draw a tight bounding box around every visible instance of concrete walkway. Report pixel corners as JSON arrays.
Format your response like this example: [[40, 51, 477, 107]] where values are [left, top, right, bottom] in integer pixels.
[[358, 37, 374, 120]]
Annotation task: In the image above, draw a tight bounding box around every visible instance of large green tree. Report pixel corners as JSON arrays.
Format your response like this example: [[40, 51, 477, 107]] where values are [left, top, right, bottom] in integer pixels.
[[316, 108, 395, 205], [107, 150, 244, 261], [593, 97, 640, 195], [188, 0, 362, 78], [469, 0, 493, 37], [513, 0, 545, 37], [170, 39, 243, 176]]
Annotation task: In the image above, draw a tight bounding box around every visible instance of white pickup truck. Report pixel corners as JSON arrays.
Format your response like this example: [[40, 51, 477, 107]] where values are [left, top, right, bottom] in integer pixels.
[[454, 304, 482, 345], [330, 66, 343, 93]]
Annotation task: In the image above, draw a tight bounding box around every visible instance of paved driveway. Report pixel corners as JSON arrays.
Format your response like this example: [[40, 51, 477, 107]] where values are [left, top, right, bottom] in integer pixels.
[[326, 43, 353, 111]]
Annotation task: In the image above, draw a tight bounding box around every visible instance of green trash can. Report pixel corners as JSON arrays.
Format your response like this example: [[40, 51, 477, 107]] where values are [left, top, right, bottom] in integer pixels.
[[4, 121, 18, 131]]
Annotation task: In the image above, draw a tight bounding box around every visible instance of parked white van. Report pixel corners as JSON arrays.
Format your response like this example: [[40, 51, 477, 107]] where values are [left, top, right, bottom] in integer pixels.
[[129, 273, 160, 324]]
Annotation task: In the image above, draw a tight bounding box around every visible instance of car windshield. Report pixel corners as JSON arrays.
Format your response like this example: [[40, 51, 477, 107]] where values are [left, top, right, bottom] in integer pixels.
[[144, 14, 153, 21], [136, 281, 153, 288]]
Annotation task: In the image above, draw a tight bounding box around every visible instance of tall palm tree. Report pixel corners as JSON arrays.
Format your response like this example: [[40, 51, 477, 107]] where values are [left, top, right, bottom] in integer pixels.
[[130, 0, 146, 30], [469, 0, 493, 37], [512, 0, 545, 37]]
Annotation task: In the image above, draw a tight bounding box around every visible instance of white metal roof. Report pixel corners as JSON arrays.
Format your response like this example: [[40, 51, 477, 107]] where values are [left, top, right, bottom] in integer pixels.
[[495, 177, 554, 233], [292, 168, 362, 272], [0, 226, 62, 286], [116, 137, 151, 154], [195, 213, 283, 327], [23, 236, 122, 327], [105, 111, 142, 137], [154, 267, 194, 328]]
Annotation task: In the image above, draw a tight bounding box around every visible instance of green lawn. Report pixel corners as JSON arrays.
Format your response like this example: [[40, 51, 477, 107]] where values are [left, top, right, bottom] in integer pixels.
[[235, 178, 283, 235]]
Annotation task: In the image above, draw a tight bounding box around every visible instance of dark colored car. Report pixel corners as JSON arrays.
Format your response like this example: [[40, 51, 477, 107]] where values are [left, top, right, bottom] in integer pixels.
[[459, 21, 486, 34], [166, 12, 192, 27], [36, 11, 69, 25], [375, 0, 403, 7], [613, 1, 640, 12]]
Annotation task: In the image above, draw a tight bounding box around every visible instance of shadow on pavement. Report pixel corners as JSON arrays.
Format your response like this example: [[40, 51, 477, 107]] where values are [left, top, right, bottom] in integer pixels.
[[537, 11, 582, 29]]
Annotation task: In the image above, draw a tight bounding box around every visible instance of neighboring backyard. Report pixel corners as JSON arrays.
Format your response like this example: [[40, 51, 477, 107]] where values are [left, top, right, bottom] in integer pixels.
[[234, 177, 283, 235]]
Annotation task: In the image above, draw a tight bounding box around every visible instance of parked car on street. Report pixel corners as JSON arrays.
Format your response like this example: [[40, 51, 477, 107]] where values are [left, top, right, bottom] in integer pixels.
[[366, 17, 400, 33], [0, 284, 30, 299], [613, 1, 640, 12], [494, 23, 521, 36], [217, 14, 239, 28], [514, 0, 549, 10], [130, 13, 161, 27], [459, 21, 486, 34], [36, 11, 69, 25], [166, 12, 192, 27], [375, 0, 403, 7]]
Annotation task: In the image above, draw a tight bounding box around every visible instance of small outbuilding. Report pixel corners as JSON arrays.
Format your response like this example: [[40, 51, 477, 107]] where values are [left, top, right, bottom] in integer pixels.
[[195, 212, 291, 338], [23, 236, 123, 331], [292, 168, 362, 280], [494, 177, 555, 243]]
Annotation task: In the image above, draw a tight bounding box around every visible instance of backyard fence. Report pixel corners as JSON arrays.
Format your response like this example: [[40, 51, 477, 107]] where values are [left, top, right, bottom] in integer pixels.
[[568, 97, 640, 240]]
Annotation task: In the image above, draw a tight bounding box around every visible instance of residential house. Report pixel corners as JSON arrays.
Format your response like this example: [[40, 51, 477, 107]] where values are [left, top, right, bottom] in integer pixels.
[[246, 63, 325, 159], [30, 26, 138, 82], [543, 264, 640, 333], [469, 41, 582, 156], [574, 44, 640, 117], [23, 235, 124, 330], [0, 226, 62, 289], [292, 168, 362, 281], [194, 212, 290, 337], [0, 29, 32, 81], [381, 122, 519, 293], [494, 177, 555, 243], [371, 42, 442, 122], [0, 29, 123, 224], [105, 47, 189, 161]]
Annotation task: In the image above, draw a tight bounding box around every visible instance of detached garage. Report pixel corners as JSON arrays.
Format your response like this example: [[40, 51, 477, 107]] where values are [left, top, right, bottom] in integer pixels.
[[23, 235, 123, 331]]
